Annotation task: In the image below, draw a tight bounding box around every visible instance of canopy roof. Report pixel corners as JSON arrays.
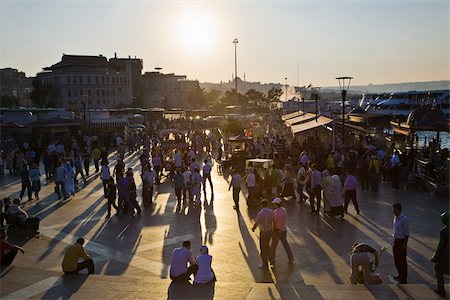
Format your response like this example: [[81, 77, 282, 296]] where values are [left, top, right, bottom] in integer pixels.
[[285, 113, 316, 126], [290, 116, 333, 135]]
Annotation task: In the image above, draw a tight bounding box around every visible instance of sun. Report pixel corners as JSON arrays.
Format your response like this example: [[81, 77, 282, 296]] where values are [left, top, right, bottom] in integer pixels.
[[176, 10, 217, 55]]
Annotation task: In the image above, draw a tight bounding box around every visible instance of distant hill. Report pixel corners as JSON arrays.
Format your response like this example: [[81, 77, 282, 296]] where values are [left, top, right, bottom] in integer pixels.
[[200, 79, 450, 95]]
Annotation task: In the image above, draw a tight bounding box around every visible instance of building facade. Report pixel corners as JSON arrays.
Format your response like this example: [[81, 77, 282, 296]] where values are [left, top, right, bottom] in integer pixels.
[[142, 70, 199, 109], [38, 54, 142, 110], [0, 68, 33, 106]]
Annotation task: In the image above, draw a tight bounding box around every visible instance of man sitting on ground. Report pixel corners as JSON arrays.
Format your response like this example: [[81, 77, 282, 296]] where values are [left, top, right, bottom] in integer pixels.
[[169, 240, 198, 281], [1, 228, 25, 267], [6, 198, 39, 233], [62, 238, 94, 274]]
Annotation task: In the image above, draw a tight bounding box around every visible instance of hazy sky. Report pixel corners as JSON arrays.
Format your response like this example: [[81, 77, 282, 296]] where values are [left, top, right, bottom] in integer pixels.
[[0, 0, 448, 86]]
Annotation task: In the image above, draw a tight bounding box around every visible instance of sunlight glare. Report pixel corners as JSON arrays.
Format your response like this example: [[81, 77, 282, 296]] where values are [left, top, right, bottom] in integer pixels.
[[176, 10, 217, 55]]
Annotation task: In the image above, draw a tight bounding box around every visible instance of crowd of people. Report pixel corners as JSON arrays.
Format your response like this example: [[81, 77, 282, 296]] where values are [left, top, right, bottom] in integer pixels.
[[0, 115, 448, 297]]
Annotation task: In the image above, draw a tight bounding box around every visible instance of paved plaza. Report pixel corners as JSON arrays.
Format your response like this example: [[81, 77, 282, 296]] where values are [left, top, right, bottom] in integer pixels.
[[0, 152, 449, 299]]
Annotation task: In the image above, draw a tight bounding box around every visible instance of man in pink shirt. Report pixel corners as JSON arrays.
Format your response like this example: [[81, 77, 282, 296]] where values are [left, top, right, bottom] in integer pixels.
[[269, 197, 294, 264]]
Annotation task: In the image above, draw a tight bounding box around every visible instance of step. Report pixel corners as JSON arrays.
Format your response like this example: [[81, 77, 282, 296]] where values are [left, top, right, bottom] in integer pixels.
[[1, 266, 447, 299]]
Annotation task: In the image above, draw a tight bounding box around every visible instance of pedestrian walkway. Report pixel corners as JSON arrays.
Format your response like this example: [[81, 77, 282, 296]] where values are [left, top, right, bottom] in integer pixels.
[[1, 153, 448, 299]]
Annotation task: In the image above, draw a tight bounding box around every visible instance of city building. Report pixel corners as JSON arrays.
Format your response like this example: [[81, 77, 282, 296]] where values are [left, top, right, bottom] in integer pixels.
[[0, 68, 33, 106], [37, 53, 142, 110], [142, 68, 199, 109]]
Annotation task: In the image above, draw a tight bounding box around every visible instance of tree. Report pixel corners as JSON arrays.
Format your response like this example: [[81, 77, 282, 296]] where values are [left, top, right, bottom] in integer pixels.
[[245, 89, 265, 107], [187, 83, 206, 108], [30, 78, 59, 107], [267, 87, 283, 103], [0, 95, 19, 107], [205, 89, 222, 108]]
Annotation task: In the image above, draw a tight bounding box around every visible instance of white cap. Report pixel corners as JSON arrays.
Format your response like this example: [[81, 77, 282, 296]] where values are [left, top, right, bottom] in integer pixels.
[[272, 197, 282, 204]]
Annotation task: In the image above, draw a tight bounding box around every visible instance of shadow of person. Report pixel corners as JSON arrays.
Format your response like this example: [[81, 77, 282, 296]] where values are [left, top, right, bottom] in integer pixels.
[[167, 280, 215, 300], [41, 274, 88, 300], [204, 198, 217, 245]]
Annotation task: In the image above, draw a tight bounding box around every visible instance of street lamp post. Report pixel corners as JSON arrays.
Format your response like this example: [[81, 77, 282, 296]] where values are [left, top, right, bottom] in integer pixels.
[[233, 38, 239, 103], [336, 76, 353, 147], [285, 78, 288, 102], [81, 95, 88, 134], [312, 86, 321, 122]]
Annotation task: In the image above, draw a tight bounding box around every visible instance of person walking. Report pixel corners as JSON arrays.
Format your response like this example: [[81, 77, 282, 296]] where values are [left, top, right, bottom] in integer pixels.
[[62, 238, 94, 274], [142, 165, 156, 206], [328, 175, 345, 218], [113, 158, 125, 183], [251, 199, 274, 270], [54, 161, 67, 199], [182, 167, 193, 205], [19, 164, 32, 202], [309, 164, 322, 215], [343, 169, 360, 214], [296, 162, 308, 203], [391, 150, 402, 189], [191, 168, 202, 207], [106, 177, 119, 218], [100, 161, 110, 197], [392, 203, 409, 284], [229, 169, 242, 211], [202, 159, 213, 195], [91, 146, 101, 173], [29, 163, 41, 200], [431, 212, 448, 297], [127, 169, 142, 216], [173, 168, 185, 212], [321, 170, 333, 215], [74, 155, 87, 186], [82, 148, 91, 177], [269, 197, 294, 265], [245, 167, 257, 207], [64, 161, 75, 197], [368, 155, 381, 192]]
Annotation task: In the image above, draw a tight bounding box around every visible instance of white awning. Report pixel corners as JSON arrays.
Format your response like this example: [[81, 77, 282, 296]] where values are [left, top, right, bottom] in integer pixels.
[[285, 113, 316, 126], [291, 116, 333, 135], [281, 111, 305, 121]]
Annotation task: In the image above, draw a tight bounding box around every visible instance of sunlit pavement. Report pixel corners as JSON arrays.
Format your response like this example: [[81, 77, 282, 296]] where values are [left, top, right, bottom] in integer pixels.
[[1, 151, 449, 299]]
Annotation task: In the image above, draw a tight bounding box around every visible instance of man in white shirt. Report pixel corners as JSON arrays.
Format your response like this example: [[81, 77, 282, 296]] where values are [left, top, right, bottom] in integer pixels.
[[170, 241, 198, 282], [182, 168, 192, 204], [245, 167, 256, 207], [252, 199, 274, 269], [392, 203, 409, 284], [229, 169, 242, 211], [202, 159, 213, 194], [142, 165, 157, 206]]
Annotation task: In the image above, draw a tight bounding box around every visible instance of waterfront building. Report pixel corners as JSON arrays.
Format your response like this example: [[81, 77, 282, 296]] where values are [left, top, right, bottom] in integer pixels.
[[142, 69, 199, 109], [37, 53, 142, 110]]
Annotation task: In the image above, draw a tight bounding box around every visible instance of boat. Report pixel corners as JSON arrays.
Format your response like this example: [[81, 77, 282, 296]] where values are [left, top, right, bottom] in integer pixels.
[[362, 90, 450, 118]]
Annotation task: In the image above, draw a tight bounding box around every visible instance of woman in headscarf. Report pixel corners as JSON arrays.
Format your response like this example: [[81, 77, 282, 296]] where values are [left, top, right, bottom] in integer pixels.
[[328, 174, 344, 218], [281, 165, 295, 200], [194, 245, 216, 284], [431, 212, 449, 297], [64, 160, 75, 197], [321, 170, 333, 215]]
